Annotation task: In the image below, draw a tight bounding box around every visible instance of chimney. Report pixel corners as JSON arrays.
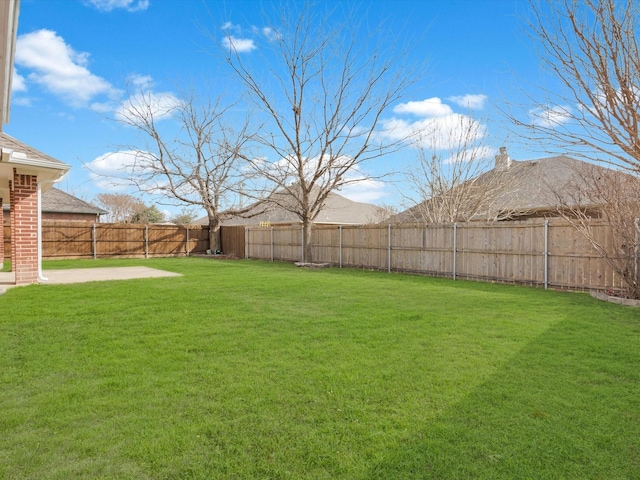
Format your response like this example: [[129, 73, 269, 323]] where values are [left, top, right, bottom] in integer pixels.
[[495, 146, 511, 171]]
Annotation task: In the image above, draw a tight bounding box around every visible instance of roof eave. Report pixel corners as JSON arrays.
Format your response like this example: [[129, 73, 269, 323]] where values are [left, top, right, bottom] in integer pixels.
[[1, 0, 20, 127]]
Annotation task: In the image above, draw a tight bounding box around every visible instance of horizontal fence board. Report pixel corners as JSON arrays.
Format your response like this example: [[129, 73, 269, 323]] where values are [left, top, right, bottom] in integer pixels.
[[3, 222, 209, 260], [245, 219, 630, 291], [0, 218, 631, 292]]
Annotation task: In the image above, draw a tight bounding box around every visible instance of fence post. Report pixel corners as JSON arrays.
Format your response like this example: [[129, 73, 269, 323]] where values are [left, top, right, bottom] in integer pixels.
[[453, 223, 457, 280], [339, 225, 343, 269], [634, 218, 640, 290], [544, 219, 549, 289], [245, 227, 249, 259], [145, 225, 149, 258], [93, 223, 97, 260], [185, 226, 190, 257], [271, 227, 274, 262], [388, 224, 392, 273], [301, 225, 304, 263]]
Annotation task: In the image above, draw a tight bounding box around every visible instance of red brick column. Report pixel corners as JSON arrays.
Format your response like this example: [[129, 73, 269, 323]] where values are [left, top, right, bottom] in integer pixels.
[[11, 169, 39, 285], [0, 197, 3, 268]]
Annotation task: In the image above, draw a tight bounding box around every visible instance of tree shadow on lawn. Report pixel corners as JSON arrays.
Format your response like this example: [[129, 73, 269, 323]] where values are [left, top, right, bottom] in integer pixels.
[[368, 309, 640, 479]]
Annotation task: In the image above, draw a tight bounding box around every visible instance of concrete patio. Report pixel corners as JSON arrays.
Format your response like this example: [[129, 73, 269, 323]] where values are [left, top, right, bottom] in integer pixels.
[[0, 266, 182, 293]]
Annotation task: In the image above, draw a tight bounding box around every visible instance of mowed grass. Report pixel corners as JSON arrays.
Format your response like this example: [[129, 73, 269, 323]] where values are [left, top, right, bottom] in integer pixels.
[[0, 258, 639, 479]]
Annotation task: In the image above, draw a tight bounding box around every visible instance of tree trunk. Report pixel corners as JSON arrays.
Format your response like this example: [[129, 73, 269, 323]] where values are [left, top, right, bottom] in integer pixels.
[[209, 220, 222, 252], [302, 218, 313, 263]]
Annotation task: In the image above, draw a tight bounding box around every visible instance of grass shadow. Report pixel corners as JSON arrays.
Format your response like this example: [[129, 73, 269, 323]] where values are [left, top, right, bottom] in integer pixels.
[[368, 303, 640, 479]]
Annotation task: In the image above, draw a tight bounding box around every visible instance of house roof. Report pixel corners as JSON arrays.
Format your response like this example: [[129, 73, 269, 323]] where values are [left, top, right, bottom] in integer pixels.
[[391, 154, 622, 224], [197, 189, 384, 226], [41, 188, 106, 215], [2, 187, 106, 215], [0, 132, 71, 201]]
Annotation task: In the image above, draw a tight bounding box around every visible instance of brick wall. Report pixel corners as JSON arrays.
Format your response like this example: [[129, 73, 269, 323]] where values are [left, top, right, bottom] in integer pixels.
[[11, 170, 39, 285], [0, 197, 3, 266]]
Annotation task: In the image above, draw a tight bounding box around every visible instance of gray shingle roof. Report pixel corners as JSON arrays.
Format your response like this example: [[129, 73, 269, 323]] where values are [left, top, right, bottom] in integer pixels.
[[3, 187, 106, 215], [392, 155, 622, 223], [41, 188, 106, 215], [197, 189, 384, 226], [0, 131, 68, 167]]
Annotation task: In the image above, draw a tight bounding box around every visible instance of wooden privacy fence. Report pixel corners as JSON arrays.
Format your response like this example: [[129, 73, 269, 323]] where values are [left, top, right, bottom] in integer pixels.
[[3, 222, 209, 260], [245, 219, 626, 291], [220, 225, 246, 258]]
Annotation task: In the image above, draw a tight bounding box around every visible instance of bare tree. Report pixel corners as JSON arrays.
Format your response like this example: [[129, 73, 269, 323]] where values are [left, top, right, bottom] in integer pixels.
[[515, 0, 640, 170], [93, 193, 146, 223], [222, 3, 413, 262], [114, 90, 262, 251], [170, 207, 198, 225], [130, 204, 165, 224], [401, 116, 523, 224], [551, 163, 640, 298], [364, 204, 399, 224], [512, 0, 640, 297]]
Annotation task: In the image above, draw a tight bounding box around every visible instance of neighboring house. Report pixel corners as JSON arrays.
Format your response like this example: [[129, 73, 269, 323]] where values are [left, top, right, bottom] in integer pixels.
[[2, 187, 106, 224], [391, 148, 625, 224], [198, 189, 385, 227]]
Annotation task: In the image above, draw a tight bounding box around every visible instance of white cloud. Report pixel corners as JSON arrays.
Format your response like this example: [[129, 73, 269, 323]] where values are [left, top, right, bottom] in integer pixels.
[[13, 97, 32, 107], [338, 178, 388, 203], [393, 97, 453, 117], [116, 90, 181, 123], [443, 145, 496, 165], [448, 94, 488, 110], [88, 150, 137, 174], [262, 27, 282, 42], [87, 150, 138, 191], [529, 105, 572, 128], [379, 113, 486, 151], [90, 101, 118, 113], [84, 0, 149, 12], [127, 73, 154, 89], [15, 29, 117, 107], [12, 70, 26, 92], [87, 149, 161, 191], [222, 35, 257, 53]]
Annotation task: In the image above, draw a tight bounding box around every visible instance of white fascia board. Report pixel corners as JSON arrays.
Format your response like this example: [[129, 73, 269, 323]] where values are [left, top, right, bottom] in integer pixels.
[[7, 151, 70, 173], [1, 0, 20, 126]]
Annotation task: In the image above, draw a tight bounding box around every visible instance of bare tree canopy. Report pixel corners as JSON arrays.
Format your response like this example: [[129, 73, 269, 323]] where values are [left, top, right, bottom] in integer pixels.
[[551, 162, 640, 298], [93, 193, 147, 223], [111, 89, 263, 250], [401, 115, 518, 224], [519, 0, 640, 298], [516, 0, 640, 170], [221, 2, 414, 261]]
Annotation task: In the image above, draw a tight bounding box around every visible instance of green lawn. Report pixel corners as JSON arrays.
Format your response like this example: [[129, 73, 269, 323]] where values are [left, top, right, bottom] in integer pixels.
[[1, 258, 639, 479]]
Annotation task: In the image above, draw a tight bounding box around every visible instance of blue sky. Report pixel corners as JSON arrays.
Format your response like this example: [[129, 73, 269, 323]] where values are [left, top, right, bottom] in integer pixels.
[[6, 0, 555, 216]]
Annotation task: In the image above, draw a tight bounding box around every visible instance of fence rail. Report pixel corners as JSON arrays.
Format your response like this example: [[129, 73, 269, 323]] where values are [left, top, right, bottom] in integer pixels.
[[0, 219, 627, 291], [3, 222, 209, 260], [244, 219, 625, 291]]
